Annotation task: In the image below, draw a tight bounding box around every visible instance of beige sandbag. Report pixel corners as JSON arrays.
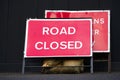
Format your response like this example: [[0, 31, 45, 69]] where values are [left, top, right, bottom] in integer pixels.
[[62, 59, 84, 73], [42, 59, 62, 67], [49, 59, 84, 73]]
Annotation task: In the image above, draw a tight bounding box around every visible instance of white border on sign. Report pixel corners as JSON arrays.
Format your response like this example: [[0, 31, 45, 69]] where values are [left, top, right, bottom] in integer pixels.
[[45, 10, 110, 53], [24, 19, 29, 57], [24, 19, 92, 58]]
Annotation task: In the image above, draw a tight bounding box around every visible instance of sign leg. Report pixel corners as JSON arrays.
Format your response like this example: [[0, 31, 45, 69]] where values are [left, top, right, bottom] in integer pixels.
[[90, 57, 93, 73], [108, 53, 111, 73], [22, 57, 25, 74]]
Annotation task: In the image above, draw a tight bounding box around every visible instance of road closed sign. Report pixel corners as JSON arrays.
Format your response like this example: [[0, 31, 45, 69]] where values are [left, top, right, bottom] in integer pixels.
[[24, 19, 92, 58], [45, 10, 110, 52]]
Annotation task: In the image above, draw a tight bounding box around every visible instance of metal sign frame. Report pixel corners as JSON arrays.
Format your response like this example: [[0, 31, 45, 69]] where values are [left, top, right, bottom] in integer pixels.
[[22, 18, 93, 74]]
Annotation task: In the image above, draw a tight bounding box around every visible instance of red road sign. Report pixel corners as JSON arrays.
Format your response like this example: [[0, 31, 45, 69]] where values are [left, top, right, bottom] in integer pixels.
[[24, 19, 92, 57], [45, 10, 110, 52]]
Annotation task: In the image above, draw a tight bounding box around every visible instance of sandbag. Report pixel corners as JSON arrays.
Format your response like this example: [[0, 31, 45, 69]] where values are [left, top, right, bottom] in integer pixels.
[[49, 59, 84, 73]]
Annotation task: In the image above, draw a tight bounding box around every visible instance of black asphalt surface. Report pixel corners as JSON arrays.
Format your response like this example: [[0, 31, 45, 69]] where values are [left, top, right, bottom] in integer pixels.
[[0, 72, 120, 80]]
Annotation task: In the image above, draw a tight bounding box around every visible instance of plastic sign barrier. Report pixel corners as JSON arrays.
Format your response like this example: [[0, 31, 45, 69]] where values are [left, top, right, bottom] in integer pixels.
[[45, 10, 110, 52], [24, 19, 92, 57]]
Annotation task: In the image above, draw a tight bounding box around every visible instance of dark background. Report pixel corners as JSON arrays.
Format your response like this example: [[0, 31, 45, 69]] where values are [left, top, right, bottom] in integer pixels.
[[0, 0, 120, 73]]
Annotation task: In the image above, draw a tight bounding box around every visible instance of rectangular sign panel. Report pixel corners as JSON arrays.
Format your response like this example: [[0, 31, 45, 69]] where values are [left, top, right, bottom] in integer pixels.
[[24, 19, 92, 57], [45, 10, 110, 52]]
